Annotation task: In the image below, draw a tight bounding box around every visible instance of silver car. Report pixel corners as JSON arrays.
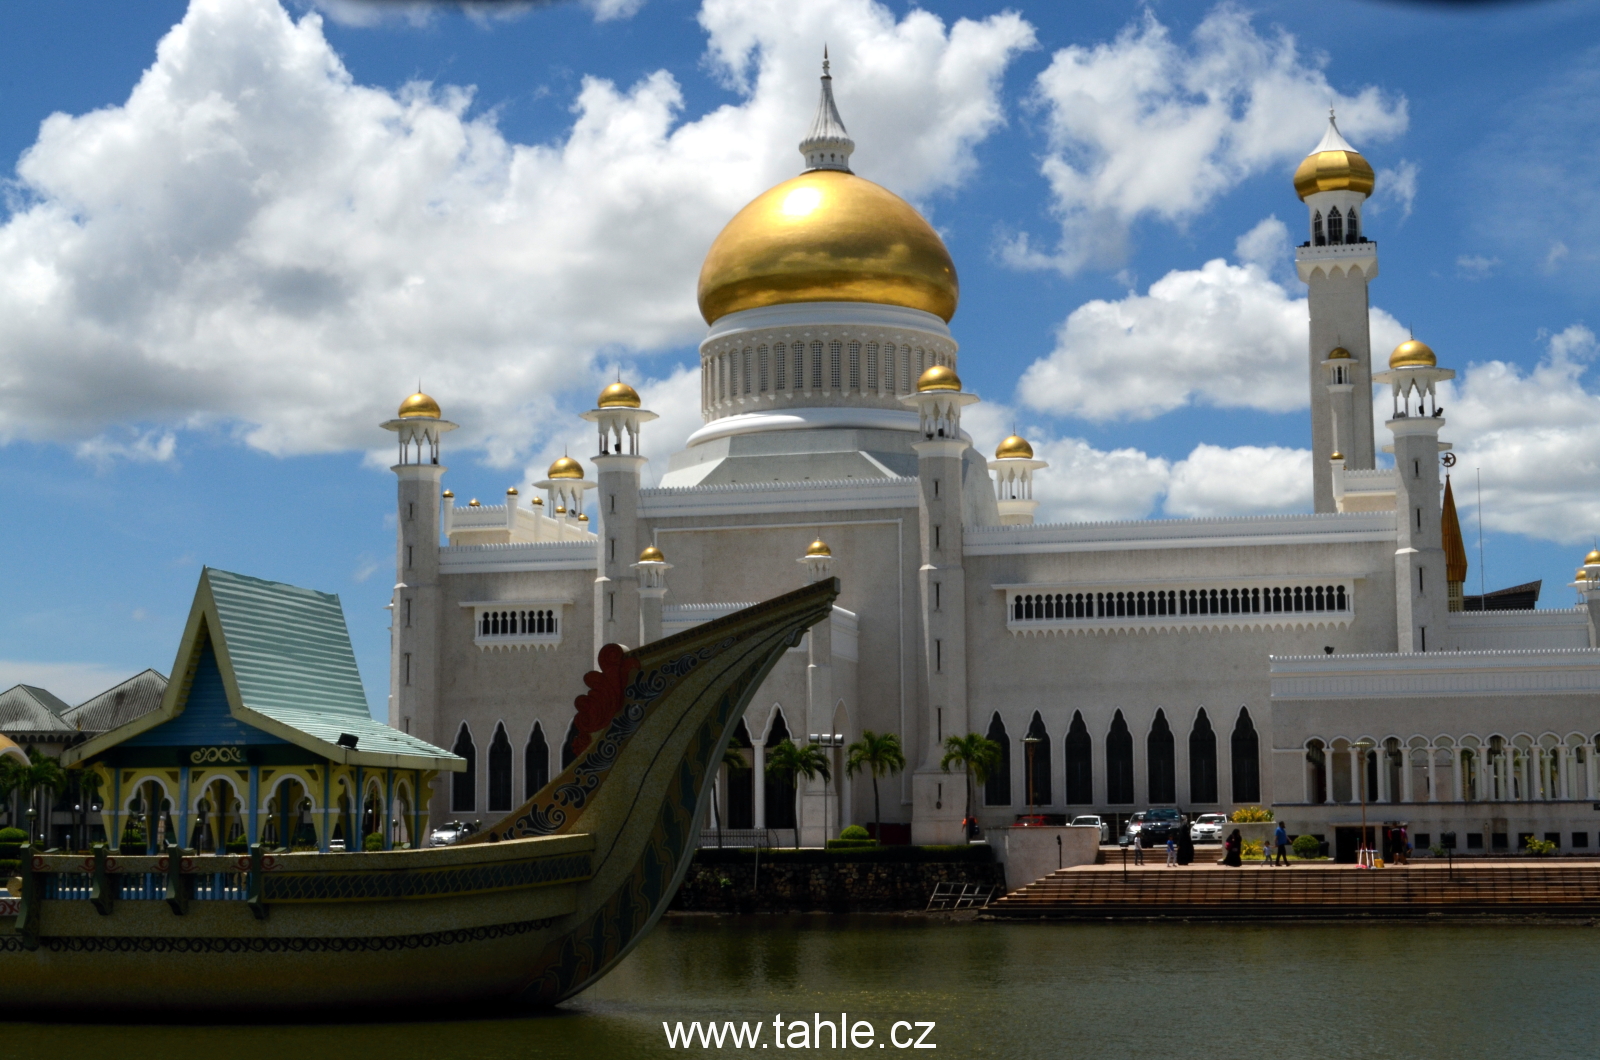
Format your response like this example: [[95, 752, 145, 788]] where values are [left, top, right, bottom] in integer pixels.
[[1071, 815, 1111, 843]]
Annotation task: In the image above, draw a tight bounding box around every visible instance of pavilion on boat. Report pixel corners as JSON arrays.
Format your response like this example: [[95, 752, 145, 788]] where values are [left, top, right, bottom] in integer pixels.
[[61, 568, 462, 854]]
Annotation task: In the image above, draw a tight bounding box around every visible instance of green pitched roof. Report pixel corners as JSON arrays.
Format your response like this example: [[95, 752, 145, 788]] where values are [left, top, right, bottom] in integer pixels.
[[65, 568, 461, 771]]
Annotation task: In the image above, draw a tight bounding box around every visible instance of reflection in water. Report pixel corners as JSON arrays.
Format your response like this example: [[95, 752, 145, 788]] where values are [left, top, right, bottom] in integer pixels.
[[11, 915, 1600, 1058]]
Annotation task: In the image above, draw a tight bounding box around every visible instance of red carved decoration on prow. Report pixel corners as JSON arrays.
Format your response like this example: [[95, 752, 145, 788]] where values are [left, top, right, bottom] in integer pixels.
[[569, 643, 639, 758]]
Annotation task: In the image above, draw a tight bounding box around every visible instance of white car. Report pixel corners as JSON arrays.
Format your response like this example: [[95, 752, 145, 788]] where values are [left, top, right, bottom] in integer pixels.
[[428, 822, 474, 847], [1070, 815, 1111, 843], [1190, 813, 1228, 843]]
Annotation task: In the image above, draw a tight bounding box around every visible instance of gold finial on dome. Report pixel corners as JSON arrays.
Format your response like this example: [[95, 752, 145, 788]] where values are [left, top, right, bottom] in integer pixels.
[[1577, 568, 1590, 582], [1389, 339, 1437, 369], [555, 505, 567, 514], [468, 498, 480, 507], [532, 496, 543, 505], [917, 364, 961, 392], [398, 391, 442, 419], [547, 455, 584, 480], [598, 381, 641, 409], [805, 538, 832, 558], [1585, 549, 1600, 565], [506, 486, 518, 496], [1330, 450, 1344, 461], [995, 435, 1034, 460], [578, 513, 589, 522], [1293, 112, 1376, 200], [442, 489, 454, 499], [1328, 346, 1352, 359], [639, 545, 666, 563]]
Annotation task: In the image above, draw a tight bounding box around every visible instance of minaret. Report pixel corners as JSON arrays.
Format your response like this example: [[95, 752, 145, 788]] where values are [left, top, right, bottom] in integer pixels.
[[581, 381, 657, 652], [988, 434, 1048, 526], [532, 456, 596, 542], [632, 545, 670, 646], [1442, 477, 1468, 612], [380, 391, 457, 819], [797, 537, 836, 846], [800, 48, 854, 172], [1374, 339, 1455, 652], [1573, 550, 1600, 647], [1295, 113, 1379, 513], [902, 365, 978, 844]]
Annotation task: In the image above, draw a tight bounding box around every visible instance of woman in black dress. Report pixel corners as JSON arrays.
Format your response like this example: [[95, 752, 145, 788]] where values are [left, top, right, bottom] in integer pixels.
[[1221, 828, 1243, 867], [1176, 817, 1195, 866]]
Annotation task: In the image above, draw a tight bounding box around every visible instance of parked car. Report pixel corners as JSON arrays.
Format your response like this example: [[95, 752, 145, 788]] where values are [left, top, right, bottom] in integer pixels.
[[1190, 813, 1228, 844], [1070, 815, 1111, 843], [428, 821, 475, 847], [1125, 808, 1184, 845]]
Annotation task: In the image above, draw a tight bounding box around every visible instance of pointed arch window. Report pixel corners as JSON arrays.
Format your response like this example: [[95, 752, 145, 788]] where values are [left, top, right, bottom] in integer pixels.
[[1065, 711, 1093, 804], [1023, 712, 1052, 807], [525, 723, 550, 801], [1189, 709, 1218, 804], [764, 711, 797, 829], [561, 719, 581, 769], [984, 713, 1012, 807], [1312, 210, 1325, 246], [1106, 711, 1134, 804], [727, 720, 755, 829], [1232, 708, 1261, 803], [488, 723, 513, 812], [1326, 206, 1343, 245], [451, 723, 476, 812], [1346, 208, 1360, 243], [1148, 710, 1176, 804]]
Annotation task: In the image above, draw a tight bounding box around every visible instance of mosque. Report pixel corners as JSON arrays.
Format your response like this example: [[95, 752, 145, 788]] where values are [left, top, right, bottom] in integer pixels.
[[384, 65, 1600, 860]]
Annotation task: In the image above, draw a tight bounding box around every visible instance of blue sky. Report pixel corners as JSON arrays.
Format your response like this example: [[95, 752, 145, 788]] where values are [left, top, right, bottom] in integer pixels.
[[3, 0, 1599, 710]]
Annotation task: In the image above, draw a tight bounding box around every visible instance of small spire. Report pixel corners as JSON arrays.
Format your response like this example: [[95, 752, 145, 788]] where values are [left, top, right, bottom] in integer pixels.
[[800, 48, 854, 173]]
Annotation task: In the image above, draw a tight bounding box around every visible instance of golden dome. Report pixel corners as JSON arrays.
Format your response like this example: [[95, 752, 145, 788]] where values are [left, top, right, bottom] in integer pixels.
[[468, 498, 480, 507], [1578, 568, 1590, 582], [1389, 340, 1437, 369], [917, 364, 961, 392], [805, 538, 832, 558], [547, 455, 584, 480], [1293, 119, 1375, 200], [442, 490, 454, 499], [555, 505, 567, 515], [506, 486, 518, 496], [1585, 549, 1600, 565], [532, 496, 543, 505], [598, 381, 641, 409], [995, 435, 1034, 460], [697, 170, 958, 325], [1328, 347, 1352, 359], [578, 513, 589, 522], [398, 391, 441, 419], [1330, 451, 1344, 461], [638, 545, 666, 562]]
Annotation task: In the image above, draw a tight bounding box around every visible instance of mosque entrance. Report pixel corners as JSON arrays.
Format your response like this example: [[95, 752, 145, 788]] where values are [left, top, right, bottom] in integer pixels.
[[1334, 826, 1375, 863]]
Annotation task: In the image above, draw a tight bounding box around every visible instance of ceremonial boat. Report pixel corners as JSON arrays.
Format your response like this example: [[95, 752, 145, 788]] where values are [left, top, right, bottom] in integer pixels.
[[1, 569, 837, 1014]]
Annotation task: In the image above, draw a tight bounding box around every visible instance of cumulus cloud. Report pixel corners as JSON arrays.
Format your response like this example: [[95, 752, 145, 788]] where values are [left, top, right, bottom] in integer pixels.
[[1456, 254, 1499, 280], [0, 0, 1033, 466], [1005, 5, 1407, 273], [1369, 159, 1418, 219], [1164, 443, 1311, 517]]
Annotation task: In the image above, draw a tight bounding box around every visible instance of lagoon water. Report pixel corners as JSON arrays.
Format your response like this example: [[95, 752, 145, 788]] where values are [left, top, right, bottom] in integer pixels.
[[12, 915, 1600, 1058]]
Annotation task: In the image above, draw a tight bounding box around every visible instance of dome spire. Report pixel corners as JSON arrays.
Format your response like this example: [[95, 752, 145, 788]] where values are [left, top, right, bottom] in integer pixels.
[[800, 47, 854, 173]]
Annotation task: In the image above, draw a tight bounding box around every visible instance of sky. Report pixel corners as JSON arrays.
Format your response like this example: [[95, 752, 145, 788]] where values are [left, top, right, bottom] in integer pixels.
[[2, 0, 1599, 712]]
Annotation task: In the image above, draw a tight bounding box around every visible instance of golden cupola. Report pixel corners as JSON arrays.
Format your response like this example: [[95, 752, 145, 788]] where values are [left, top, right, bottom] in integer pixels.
[[547, 456, 584, 480], [1389, 339, 1437, 369], [1294, 113, 1376, 200], [398, 391, 442, 419], [995, 435, 1034, 460], [597, 381, 641, 409], [696, 57, 958, 326]]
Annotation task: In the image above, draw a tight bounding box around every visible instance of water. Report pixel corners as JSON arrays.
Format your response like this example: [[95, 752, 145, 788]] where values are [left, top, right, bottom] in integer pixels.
[[9, 915, 1600, 1058]]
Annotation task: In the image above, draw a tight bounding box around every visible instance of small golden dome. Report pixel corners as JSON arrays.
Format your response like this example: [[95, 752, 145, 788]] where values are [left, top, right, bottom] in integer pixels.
[[442, 489, 454, 499], [1577, 568, 1590, 582], [638, 545, 666, 562], [578, 513, 589, 522], [598, 381, 642, 409], [697, 170, 958, 325], [547, 455, 584, 480], [532, 496, 543, 505], [555, 505, 567, 514], [917, 364, 961, 392], [1389, 340, 1437, 369], [1585, 549, 1600, 565], [995, 435, 1034, 460], [468, 498, 480, 507], [1293, 119, 1375, 200], [398, 391, 442, 419], [805, 538, 832, 558], [1330, 451, 1345, 461], [506, 486, 518, 496], [1328, 347, 1352, 359]]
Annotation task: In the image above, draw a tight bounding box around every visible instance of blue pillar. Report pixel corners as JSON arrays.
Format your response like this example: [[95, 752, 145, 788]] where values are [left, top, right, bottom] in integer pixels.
[[320, 766, 331, 853], [247, 765, 260, 846], [383, 769, 395, 851], [111, 769, 122, 852], [178, 767, 191, 851], [353, 767, 364, 849], [412, 769, 423, 850]]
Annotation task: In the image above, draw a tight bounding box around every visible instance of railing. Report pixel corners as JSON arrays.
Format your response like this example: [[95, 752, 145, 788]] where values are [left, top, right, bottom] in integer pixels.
[[698, 829, 778, 849], [1012, 584, 1349, 622]]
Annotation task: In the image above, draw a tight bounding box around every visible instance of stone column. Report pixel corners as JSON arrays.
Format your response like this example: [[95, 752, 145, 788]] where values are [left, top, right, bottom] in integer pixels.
[[1347, 747, 1360, 805], [1401, 751, 1414, 804], [752, 736, 766, 830], [1453, 749, 1465, 802], [1427, 750, 1439, 803], [1587, 743, 1598, 802]]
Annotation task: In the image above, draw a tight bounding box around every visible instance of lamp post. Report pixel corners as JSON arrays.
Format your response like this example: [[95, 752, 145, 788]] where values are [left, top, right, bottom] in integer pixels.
[[1021, 735, 1041, 820]]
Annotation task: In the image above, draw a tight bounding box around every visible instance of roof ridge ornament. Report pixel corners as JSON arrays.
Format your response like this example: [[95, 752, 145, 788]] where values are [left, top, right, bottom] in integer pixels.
[[800, 47, 854, 173]]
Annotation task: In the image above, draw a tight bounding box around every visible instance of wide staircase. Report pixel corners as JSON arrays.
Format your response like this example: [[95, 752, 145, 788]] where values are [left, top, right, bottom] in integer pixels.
[[988, 862, 1600, 919]]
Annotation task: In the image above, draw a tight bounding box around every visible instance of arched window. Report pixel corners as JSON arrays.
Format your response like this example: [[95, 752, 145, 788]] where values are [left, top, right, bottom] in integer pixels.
[[1312, 210, 1324, 246], [727, 720, 755, 829], [984, 713, 1012, 806], [561, 719, 580, 769], [1148, 709, 1176, 804], [1023, 712, 1052, 807], [1106, 710, 1134, 804], [1232, 707, 1261, 803], [1189, 709, 1218, 804], [765, 711, 797, 829], [1065, 711, 1093, 804], [1327, 206, 1343, 245], [451, 723, 476, 812], [525, 723, 549, 800], [1346, 209, 1360, 242], [488, 723, 513, 812]]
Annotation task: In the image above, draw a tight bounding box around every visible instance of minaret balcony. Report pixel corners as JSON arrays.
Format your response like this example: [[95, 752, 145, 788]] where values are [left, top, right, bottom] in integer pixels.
[[1295, 241, 1379, 282]]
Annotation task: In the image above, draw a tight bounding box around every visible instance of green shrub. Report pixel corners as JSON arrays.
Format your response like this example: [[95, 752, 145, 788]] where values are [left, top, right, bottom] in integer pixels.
[[1291, 834, 1322, 859], [225, 837, 248, 854], [0, 828, 27, 844], [363, 832, 385, 852], [1525, 836, 1557, 856], [1231, 806, 1274, 823], [839, 825, 870, 840], [1242, 839, 1264, 859]]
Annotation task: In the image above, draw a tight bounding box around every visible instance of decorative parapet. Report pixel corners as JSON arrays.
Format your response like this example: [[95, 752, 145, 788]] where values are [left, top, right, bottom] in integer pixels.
[[641, 476, 918, 517], [1269, 647, 1600, 699], [1445, 607, 1589, 651], [440, 540, 597, 575], [1000, 577, 1355, 637], [966, 510, 1395, 556]]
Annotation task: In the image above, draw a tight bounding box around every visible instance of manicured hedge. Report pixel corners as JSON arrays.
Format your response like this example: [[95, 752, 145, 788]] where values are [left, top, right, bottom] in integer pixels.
[[693, 844, 995, 865]]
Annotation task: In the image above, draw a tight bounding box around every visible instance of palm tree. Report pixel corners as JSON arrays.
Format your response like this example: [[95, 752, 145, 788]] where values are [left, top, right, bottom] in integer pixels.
[[845, 730, 905, 842], [0, 757, 24, 828], [940, 733, 1002, 838], [18, 750, 65, 846], [764, 739, 830, 848], [74, 768, 104, 851]]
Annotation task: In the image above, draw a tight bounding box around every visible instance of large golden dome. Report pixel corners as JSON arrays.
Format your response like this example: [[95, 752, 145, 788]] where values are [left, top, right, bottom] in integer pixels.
[[398, 391, 441, 419], [1293, 116, 1375, 200], [1389, 339, 1437, 369], [697, 170, 959, 325]]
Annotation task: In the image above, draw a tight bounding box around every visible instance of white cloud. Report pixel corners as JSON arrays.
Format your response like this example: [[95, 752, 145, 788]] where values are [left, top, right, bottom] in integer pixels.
[[0, 0, 1033, 467], [1455, 254, 1499, 280], [1164, 443, 1311, 517], [0, 660, 137, 706], [1369, 159, 1418, 219], [1233, 215, 1291, 277], [1006, 5, 1407, 273], [74, 429, 178, 467]]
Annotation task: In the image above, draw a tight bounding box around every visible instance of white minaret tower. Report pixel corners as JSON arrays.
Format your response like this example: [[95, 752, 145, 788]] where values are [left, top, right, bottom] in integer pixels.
[[1374, 339, 1455, 652], [988, 434, 1048, 526], [903, 365, 979, 844], [581, 381, 657, 652], [1295, 113, 1379, 513], [381, 390, 457, 824], [1573, 549, 1600, 647], [632, 544, 670, 646]]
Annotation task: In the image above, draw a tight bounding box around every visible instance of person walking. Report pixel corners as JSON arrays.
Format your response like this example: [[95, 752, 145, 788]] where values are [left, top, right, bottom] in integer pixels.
[[1176, 822, 1195, 866], [1274, 822, 1290, 867], [1221, 828, 1243, 868], [1166, 834, 1178, 868], [1132, 829, 1144, 865]]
